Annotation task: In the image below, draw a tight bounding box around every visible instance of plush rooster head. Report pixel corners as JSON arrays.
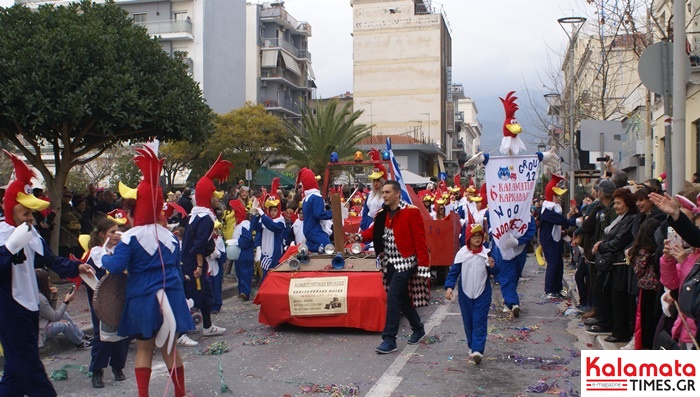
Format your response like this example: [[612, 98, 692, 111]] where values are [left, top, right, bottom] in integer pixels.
[[500, 91, 522, 137], [229, 200, 248, 225], [2, 150, 50, 226], [367, 148, 388, 181], [129, 146, 166, 227], [296, 167, 319, 191], [449, 174, 462, 195], [499, 91, 527, 155], [107, 208, 129, 226], [195, 154, 234, 212]]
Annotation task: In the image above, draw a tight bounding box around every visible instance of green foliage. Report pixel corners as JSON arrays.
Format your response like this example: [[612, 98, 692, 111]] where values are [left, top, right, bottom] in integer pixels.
[[280, 100, 370, 176], [111, 150, 141, 190], [194, 103, 285, 183]]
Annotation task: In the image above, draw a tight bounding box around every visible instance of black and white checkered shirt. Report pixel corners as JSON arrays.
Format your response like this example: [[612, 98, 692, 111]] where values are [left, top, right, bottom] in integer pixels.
[[382, 201, 417, 273]]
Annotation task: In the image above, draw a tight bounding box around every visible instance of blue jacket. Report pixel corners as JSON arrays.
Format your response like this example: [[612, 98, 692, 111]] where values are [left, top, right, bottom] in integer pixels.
[[302, 193, 332, 252]]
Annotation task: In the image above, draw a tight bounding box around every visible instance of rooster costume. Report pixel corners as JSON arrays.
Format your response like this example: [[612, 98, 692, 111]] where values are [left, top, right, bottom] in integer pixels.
[[539, 174, 578, 297], [181, 154, 232, 337], [101, 146, 194, 397], [499, 91, 526, 155], [298, 167, 333, 252], [253, 177, 286, 278], [230, 200, 255, 300], [0, 151, 87, 397]]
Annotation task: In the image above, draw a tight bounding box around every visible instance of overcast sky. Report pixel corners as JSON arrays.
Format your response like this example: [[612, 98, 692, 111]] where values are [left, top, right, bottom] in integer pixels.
[[1, 0, 592, 150], [281, 0, 589, 149]]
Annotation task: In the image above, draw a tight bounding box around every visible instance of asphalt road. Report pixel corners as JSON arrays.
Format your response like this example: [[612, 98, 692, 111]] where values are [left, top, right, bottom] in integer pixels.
[[30, 256, 585, 397]]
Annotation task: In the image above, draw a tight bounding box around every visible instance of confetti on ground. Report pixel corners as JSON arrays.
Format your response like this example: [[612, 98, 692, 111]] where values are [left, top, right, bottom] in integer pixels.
[[298, 383, 360, 396], [49, 364, 89, 380], [242, 331, 281, 346], [201, 341, 231, 355], [525, 379, 558, 393]]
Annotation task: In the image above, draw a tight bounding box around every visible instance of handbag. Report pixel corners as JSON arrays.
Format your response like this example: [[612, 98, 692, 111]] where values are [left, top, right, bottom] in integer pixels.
[[594, 251, 615, 272], [678, 262, 700, 321]]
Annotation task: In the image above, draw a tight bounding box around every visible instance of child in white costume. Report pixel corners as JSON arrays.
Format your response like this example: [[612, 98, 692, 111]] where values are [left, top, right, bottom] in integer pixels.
[[445, 223, 497, 364]]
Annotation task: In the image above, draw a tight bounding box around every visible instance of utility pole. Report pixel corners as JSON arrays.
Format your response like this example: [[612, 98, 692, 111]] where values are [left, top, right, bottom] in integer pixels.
[[671, 0, 687, 194]]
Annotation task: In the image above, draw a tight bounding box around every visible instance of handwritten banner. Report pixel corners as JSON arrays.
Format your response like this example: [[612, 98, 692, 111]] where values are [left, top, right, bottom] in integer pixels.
[[484, 155, 539, 260], [289, 276, 348, 316]]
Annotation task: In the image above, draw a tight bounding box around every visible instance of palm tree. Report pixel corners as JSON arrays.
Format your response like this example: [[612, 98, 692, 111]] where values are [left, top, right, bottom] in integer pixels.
[[281, 99, 371, 176]]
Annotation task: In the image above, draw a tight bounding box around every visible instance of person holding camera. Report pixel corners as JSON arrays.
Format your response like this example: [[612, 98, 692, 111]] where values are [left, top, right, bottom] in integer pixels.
[[35, 269, 89, 349]]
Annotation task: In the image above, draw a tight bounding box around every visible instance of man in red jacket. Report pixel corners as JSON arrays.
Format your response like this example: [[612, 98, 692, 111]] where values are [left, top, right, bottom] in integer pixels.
[[355, 180, 430, 353]]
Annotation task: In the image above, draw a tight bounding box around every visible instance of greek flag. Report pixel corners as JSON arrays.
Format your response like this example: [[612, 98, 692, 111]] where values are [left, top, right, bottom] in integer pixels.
[[386, 137, 412, 204], [260, 255, 273, 271]]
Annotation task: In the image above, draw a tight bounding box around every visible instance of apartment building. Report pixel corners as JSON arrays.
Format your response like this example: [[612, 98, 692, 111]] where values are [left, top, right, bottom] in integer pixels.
[[351, 0, 452, 176], [245, 2, 315, 119]]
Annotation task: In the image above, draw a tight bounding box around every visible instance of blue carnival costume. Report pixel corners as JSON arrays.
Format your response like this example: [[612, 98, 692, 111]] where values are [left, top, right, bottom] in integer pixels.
[[297, 168, 332, 252], [492, 217, 536, 310]]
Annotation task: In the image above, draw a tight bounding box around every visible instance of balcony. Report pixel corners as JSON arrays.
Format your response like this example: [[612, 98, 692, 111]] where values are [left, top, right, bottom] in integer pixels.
[[261, 38, 311, 61], [136, 20, 193, 41], [261, 67, 312, 90], [262, 97, 301, 117], [260, 7, 311, 36]]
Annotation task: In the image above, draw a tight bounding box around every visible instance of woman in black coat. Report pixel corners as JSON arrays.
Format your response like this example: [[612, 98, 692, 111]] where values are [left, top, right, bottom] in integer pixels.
[[590, 188, 638, 343]]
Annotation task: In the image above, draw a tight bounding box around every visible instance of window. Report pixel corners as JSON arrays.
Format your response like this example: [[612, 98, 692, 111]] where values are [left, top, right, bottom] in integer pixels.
[[173, 11, 188, 21], [132, 13, 147, 24]]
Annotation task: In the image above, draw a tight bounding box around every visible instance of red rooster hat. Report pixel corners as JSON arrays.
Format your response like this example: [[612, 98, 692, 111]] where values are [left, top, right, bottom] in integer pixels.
[[131, 146, 165, 227], [296, 167, 319, 191], [545, 173, 568, 202], [195, 154, 234, 212], [449, 174, 463, 194], [162, 202, 186, 220], [264, 177, 282, 211], [107, 208, 129, 226], [499, 91, 526, 155], [479, 183, 488, 208], [2, 150, 50, 226], [229, 200, 248, 225], [367, 148, 388, 181]]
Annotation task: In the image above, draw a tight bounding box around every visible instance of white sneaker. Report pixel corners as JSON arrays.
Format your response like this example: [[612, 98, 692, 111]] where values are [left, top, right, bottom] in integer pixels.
[[202, 325, 226, 337], [502, 305, 511, 313], [177, 334, 198, 347], [511, 305, 521, 318], [470, 351, 483, 364], [620, 337, 635, 350]]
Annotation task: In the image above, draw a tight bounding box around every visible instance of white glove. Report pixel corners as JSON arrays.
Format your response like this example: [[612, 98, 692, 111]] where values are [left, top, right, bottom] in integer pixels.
[[5, 223, 33, 254], [256, 208, 265, 216], [254, 247, 261, 262], [501, 234, 519, 249]]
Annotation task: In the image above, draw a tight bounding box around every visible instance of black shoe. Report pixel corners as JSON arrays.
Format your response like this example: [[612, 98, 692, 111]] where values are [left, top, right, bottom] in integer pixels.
[[92, 369, 104, 388], [113, 369, 126, 381], [407, 328, 426, 345], [604, 336, 630, 343]]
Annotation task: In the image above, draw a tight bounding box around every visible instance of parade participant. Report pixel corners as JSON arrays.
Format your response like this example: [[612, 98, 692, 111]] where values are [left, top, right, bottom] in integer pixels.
[[540, 174, 579, 298], [434, 197, 447, 220], [230, 200, 255, 301], [491, 216, 535, 317], [290, 207, 306, 246], [83, 217, 130, 388], [254, 178, 286, 279], [101, 146, 195, 397], [445, 223, 497, 364], [209, 222, 226, 313], [298, 167, 333, 253], [356, 180, 430, 354], [360, 149, 389, 231], [182, 154, 232, 339], [421, 193, 435, 217], [0, 150, 93, 397], [450, 175, 466, 219]]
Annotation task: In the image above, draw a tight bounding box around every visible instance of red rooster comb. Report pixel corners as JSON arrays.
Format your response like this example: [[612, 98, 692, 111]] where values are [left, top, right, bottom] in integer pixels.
[[3, 150, 35, 184], [131, 146, 166, 227], [500, 91, 519, 119], [133, 146, 164, 185], [195, 154, 234, 211], [265, 177, 282, 210], [162, 202, 187, 219], [368, 148, 381, 162], [453, 174, 461, 188]]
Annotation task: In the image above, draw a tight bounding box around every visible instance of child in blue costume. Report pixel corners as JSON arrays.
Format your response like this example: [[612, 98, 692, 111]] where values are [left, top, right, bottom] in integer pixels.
[[101, 146, 194, 397], [182, 154, 232, 339], [298, 167, 332, 252], [445, 223, 498, 365], [84, 217, 130, 388], [0, 150, 93, 397], [230, 200, 255, 301], [209, 225, 226, 313], [539, 174, 579, 298], [491, 217, 536, 317], [253, 178, 286, 278]]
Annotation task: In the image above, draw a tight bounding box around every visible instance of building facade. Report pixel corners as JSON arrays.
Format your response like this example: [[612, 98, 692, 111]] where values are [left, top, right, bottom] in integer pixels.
[[351, 0, 452, 175], [245, 2, 315, 119]]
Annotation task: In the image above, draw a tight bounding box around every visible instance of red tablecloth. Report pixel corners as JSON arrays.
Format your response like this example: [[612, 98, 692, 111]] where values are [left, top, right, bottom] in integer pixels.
[[253, 271, 386, 332]]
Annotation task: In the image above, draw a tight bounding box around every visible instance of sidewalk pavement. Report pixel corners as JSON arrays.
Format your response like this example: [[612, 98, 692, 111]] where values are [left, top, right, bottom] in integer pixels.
[[562, 263, 628, 351], [0, 273, 241, 368]]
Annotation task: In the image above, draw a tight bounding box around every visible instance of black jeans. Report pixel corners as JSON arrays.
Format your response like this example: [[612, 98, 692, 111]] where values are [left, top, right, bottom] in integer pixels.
[[382, 266, 423, 343]]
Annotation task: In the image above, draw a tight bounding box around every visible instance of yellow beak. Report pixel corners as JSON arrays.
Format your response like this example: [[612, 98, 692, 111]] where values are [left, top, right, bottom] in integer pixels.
[[506, 123, 523, 135], [552, 187, 568, 196], [16, 192, 50, 211], [213, 190, 224, 199], [119, 182, 138, 200], [107, 215, 128, 226], [78, 234, 91, 254]]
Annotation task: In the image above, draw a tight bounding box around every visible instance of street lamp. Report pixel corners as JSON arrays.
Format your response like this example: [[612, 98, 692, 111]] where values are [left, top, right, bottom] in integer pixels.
[[543, 92, 561, 152], [367, 101, 373, 143], [558, 16, 586, 201]]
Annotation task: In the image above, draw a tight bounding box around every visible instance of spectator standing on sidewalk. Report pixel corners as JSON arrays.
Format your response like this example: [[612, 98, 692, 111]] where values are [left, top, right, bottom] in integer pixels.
[[356, 180, 430, 354]]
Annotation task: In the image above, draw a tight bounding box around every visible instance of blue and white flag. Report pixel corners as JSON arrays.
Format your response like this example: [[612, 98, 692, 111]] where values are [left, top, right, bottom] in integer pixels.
[[386, 137, 412, 204], [260, 255, 273, 271]]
